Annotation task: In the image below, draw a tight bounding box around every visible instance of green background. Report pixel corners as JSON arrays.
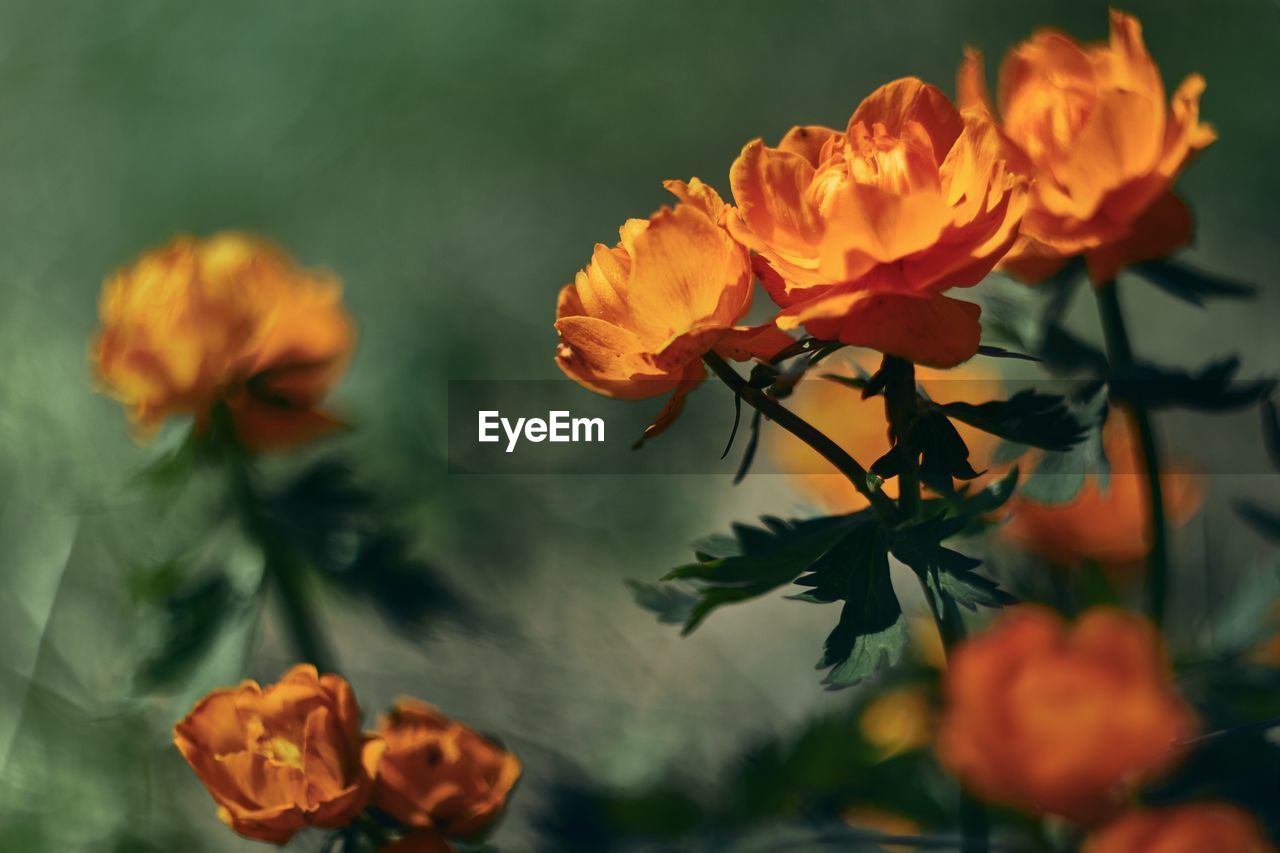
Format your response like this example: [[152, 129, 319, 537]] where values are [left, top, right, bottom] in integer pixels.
[[0, 1, 1276, 850]]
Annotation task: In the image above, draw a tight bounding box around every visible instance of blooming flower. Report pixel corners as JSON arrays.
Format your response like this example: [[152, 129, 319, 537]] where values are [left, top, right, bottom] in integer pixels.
[[1084, 803, 1276, 853], [936, 605, 1197, 824], [94, 232, 354, 450], [555, 179, 790, 440], [173, 664, 384, 844], [373, 699, 521, 838], [1001, 411, 1202, 568], [728, 78, 1027, 367], [958, 10, 1216, 283]]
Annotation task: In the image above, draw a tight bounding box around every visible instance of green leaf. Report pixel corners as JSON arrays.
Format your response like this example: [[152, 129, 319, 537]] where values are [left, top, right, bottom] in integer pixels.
[[975, 344, 1041, 362], [1116, 357, 1275, 412], [1129, 259, 1257, 307], [890, 516, 1015, 615], [1019, 387, 1110, 504], [940, 389, 1088, 452], [625, 579, 699, 626], [1235, 500, 1280, 545], [136, 572, 236, 689], [270, 458, 471, 632]]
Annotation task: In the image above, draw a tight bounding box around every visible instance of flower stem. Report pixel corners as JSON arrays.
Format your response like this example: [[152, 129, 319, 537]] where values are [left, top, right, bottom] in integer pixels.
[[1094, 279, 1170, 628], [881, 356, 989, 853], [701, 352, 898, 523], [225, 444, 336, 673]]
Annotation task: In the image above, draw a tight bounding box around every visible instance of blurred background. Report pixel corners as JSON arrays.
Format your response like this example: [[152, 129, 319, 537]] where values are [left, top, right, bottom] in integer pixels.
[[0, 1, 1277, 850]]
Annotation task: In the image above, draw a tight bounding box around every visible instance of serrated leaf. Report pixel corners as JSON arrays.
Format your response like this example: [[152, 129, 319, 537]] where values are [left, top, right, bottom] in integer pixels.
[[890, 518, 1013, 615], [653, 512, 872, 633], [940, 390, 1087, 452], [814, 527, 905, 688], [1129, 259, 1257, 307]]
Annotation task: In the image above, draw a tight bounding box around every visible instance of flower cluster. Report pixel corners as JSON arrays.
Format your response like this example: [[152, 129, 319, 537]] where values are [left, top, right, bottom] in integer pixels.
[[555, 9, 1213, 431], [174, 665, 520, 850]]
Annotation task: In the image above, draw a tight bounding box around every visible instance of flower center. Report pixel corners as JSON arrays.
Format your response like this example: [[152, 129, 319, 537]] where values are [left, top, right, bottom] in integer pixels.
[[846, 121, 938, 196], [260, 735, 304, 769]]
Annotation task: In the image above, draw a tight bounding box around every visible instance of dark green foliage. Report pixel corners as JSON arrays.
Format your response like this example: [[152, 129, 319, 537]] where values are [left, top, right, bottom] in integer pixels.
[[890, 514, 1016, 615], [1114, 356, 1275, 412], [270, 457, 470, 633], [1129, 259, 1258, 307], [133, 566, 241, 690], [940, 390, 1088, 452]]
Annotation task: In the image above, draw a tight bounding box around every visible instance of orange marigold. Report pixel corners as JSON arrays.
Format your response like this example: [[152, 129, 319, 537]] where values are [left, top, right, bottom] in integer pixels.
[[374, 699, 521, 838], [728, 78, 1027, 367], [555, 179, 790, 439], [936, 605, 1197, 825], [94, 233, 354, 450], [173, 664, 384, 844], [1001, 411, 1202, 569], [959, 10, 1216, 283], [1085, 803, 1276, 853]]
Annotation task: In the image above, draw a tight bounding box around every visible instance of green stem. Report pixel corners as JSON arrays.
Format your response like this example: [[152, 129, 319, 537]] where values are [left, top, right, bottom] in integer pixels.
[[882, 356, 989, 853], [1094, 279, 1170, 628], [225, 445, 336, 673], [701, 352, 898, 523]]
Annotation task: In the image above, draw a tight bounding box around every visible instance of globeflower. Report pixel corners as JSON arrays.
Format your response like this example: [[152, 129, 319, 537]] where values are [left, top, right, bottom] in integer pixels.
[[728, 78, 1027, 367], [554, 179, 791, 440], [373, 699, 521, 838], [936, 605, 1197, 824], [958, 10, 1216, 283], [1001, 411, 1202, 568], [173, 664, 384, 844], [1084, 803, 1276, 853], [93, 232, 354, 450]]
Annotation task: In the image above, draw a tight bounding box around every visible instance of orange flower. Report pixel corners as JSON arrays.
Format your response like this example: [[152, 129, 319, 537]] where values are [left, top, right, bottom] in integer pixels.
[[959, 10, 1216, 283], [936, 606, 1197, 825], [1085, 803, 1276, 853], [380, 833, 453, 853], [555, 179, 791, 440], [374, 699, 521, 838], [769, 354, 1002, 512], [859, 686, 932, 758], [728, 78, 1027, 367], [173, 664, 384, 844], [842, 807, 921, 851], [1002, 411, 1202, 568], [94, 233, 354, 450]]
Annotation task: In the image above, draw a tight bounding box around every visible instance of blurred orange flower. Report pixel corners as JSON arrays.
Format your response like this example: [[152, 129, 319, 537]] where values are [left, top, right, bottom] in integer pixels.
[[842, 806, 920, 851], [173, 664, 384, 844], [380, 832, 453, 853], [1084, 803, 1276, 853], [769, 354, 1001, 512], [936, 605, 1197, 825], [94, 233, 354, 450], [1001, 411, 1202, 568], [859, 686, 932, 758], [555, 179, 790, 440], [959, 10, 1216, 283], [728, 78, 1027, 367], [374, 698, 521, 838]]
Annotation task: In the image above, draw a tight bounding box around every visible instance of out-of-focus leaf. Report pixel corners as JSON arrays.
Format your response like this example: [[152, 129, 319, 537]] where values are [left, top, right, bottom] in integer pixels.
[[1263, 398, 1280, 471], [940, 390, 1088, 452], [1115, 357, 1275, 412], [975, 344, 1041, 362], [135, 571, 236, 689], [1129, 259, 1258, 307], [1235, 501, 1280, 545], [1014, 387, 1110, 505], [269, 457, 470, 632], [625, 579, 699, 626]]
